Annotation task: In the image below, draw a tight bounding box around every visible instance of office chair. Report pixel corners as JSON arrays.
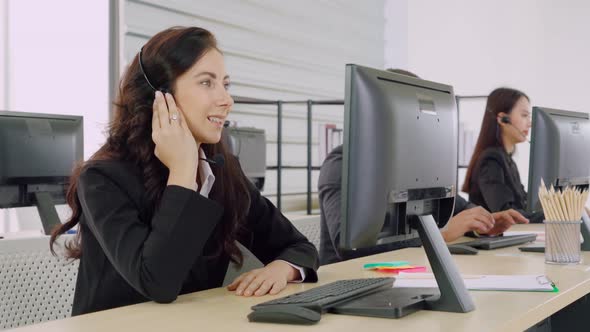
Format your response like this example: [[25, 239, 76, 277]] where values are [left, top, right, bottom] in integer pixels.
[[291, 216, 321, 251], [0, 235, 78, 330]]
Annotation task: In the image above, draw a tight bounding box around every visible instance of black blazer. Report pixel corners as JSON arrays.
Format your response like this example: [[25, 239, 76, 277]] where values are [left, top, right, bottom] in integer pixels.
[[468, 147, 527, 211], [468, 147, 543, 222], [71, 160, 319, 316]]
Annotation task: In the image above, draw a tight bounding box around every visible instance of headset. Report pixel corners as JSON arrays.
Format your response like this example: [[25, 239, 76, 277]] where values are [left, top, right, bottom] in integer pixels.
[[139, 46, 226, 166], [138, 46, 171, 94], [488, 110, 529, 143]]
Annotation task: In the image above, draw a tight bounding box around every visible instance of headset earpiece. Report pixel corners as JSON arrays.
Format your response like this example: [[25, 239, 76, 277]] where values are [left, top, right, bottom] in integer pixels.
[[489, 110, 529, 142]]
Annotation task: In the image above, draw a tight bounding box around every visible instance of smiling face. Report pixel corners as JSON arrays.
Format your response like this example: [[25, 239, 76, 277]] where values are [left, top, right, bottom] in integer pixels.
[[172, 49, 233, 145]]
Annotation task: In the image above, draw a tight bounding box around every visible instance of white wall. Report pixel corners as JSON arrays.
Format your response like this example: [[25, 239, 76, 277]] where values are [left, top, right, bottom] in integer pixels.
[[0, 0, 7, 109], [123, 0, 386, 209], [7, 0, 110, 159], [0, 0, 109, 233], [384, 0, 408, 70], [385, 0, 590, 193]]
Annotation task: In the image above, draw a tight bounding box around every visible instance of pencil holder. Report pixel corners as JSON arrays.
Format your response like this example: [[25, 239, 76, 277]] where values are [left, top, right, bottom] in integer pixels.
[[544, 220, 582, 264]]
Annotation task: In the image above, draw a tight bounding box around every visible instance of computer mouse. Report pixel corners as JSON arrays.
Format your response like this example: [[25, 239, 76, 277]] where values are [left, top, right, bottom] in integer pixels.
[[447, 244, 478, 255], [248, 305, 321, 325]]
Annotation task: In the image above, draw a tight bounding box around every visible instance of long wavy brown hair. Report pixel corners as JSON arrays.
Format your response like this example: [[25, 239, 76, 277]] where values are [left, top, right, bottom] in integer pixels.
[[461, 87, 529, 193], [50, 27, 251, 264]]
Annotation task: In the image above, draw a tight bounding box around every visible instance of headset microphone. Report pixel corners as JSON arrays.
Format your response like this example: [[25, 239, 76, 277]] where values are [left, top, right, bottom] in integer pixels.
[[200, 154, 225, 167], [499, 115, 530, 143], [487, 110, 530, 143]]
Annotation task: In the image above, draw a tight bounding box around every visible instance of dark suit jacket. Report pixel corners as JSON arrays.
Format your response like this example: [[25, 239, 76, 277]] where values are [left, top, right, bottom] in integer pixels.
[[317, 145, 475, 265], [468, 147, 527, 211], [71, 160, 319, 316], [468, 147, 543, 223]]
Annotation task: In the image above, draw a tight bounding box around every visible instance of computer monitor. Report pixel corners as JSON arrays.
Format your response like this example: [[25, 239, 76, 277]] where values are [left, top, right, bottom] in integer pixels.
[[341, 67, 458, 250], [527, 107, 590, 213], [0, 111, 83, 234], [340, 64, 474, 314], [223, 126, 267, 191]]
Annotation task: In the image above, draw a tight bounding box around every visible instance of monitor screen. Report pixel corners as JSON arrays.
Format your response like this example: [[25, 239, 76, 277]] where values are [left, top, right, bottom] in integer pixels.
[[0, 111, 83, 208], [527, 107, 590, 212]]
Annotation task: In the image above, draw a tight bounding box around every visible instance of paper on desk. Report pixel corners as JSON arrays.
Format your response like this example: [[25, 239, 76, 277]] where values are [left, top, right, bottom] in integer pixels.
[[393, 273, 557, 292]]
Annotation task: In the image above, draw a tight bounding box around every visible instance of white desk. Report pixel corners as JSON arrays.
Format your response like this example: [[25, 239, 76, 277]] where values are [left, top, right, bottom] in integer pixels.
[[8, 224, 590, 332]]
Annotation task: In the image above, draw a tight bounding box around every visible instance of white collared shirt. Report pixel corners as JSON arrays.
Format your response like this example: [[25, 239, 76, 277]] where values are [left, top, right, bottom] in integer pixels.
[[197, 149, 216, 198], [197, 149, 305, 282]]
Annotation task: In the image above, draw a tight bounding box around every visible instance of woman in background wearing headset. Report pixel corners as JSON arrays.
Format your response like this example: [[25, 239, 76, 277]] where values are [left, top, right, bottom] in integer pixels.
[[463, 87, 543, 223]]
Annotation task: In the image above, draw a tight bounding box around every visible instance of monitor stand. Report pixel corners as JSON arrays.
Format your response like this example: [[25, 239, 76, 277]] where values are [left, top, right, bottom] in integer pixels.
[[33, 192, 62, 235], [331, 214, 475, 318]]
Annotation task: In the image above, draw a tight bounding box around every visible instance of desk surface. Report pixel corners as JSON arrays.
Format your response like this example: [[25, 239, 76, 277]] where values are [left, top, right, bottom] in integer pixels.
[[10, 224, 590, 332]]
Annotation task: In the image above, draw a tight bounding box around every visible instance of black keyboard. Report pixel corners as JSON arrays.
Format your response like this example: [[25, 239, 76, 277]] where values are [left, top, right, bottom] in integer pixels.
[[255, 277, 393, 307], [460, 234, 537, 250], [248, 278, 394, 324]]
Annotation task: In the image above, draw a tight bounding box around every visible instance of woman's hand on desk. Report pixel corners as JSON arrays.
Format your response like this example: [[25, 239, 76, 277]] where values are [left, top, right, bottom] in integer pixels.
[[442, 207, 495, 242], [227, 260, 300, 297], [484, 209, 529, 235]]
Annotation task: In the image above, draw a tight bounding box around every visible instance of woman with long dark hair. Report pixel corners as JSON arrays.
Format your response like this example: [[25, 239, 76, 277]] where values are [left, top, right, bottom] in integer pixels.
[[50, 26, 319, 316], [462, 87, 542, 222]]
